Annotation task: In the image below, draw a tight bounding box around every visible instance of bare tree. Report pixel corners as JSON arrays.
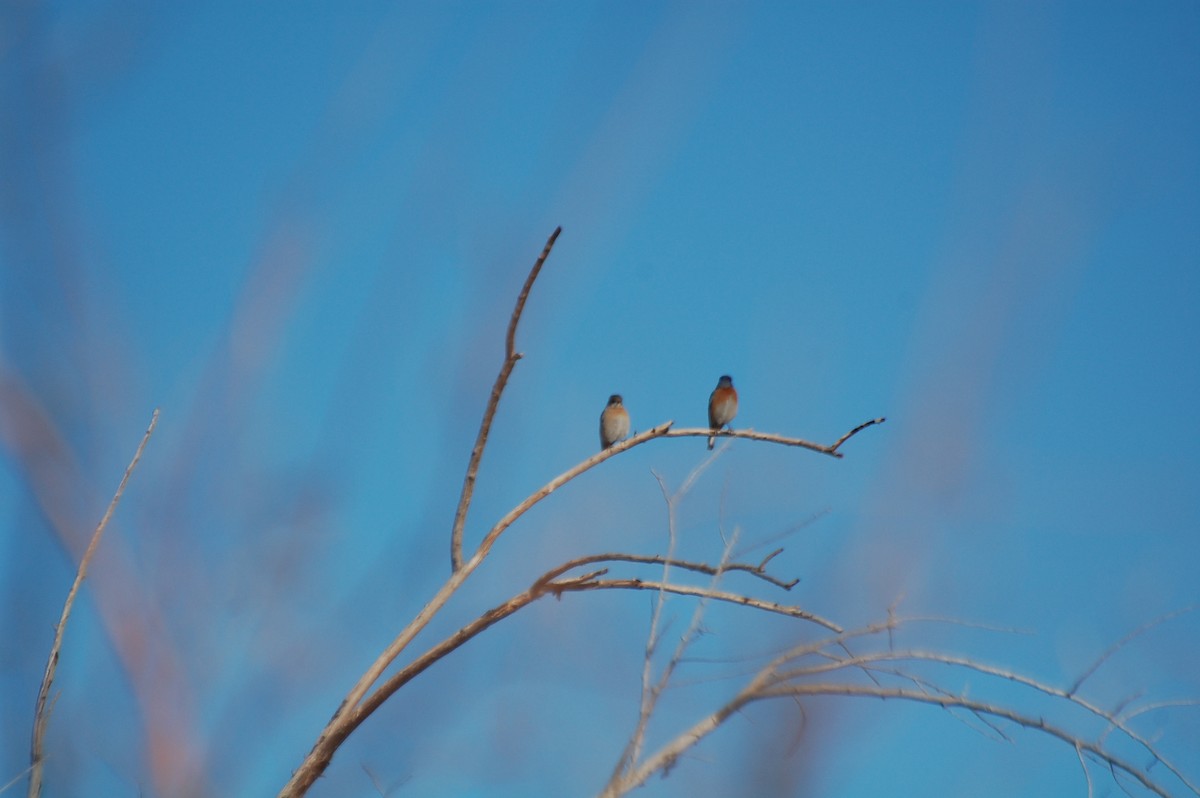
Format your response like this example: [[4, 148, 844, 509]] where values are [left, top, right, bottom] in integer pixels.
[[23, 229, 1195, 798], [271, 229, 1192, 797], [275, 227, 884, 796]]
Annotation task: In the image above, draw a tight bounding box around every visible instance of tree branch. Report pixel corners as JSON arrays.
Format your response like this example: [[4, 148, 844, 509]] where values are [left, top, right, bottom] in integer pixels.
[[603, 613, 1199, 798], [753, 684, 1178, 798], [557, 578, 840, 632], [662, 418, 885, 458], [279, 423, 676, 797], [534, 551, 798, 592], [314, 554, 809, 766], [450, 226, 562, 572], [769, 645, 1199, 793], [829, 416, 886, 453], [1068, 604, 1197, 697], [28, 409, 159, 798]]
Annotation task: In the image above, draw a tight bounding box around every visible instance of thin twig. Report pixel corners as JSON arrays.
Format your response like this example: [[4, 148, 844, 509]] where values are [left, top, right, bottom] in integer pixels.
[[862, 663, 1013, 741], [730, 510, 831, 562], [1113, 698, 1200, 726], [559, 578, 840, 631], [28, 409, 159, 798], [768, 646, 1199, 795], [534, 552, 798, 591], [661, 419, 884, 458], [607, 667, 1181, 798], [1, 767, 32, 796], [752, 684, 1176, 798], [450, 226, 562, 572], [344, 560, 799, 750], [625, 470, 681, 779], [1068, 605, 1198, 696], [1077, 743, 1096, 798], [604, 488, 744, 797], [828, 417, 886, 453]]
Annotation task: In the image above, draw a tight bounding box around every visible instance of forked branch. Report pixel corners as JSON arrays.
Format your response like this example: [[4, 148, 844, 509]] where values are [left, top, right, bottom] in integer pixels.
[[677, 418, 886, 458], [600, 615, 1199, 798], [534, 552, 799, 592], [302, 549, 816, 772]]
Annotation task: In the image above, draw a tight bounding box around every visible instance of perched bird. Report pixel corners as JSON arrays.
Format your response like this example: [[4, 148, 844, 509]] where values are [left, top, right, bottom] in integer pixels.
[[599, 394, 631, 450], [707, 375, 738, 449]]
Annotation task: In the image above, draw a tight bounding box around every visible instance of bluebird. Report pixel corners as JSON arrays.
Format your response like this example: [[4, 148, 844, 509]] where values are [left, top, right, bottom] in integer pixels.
[[707, 375, 738, 449], [599, 394, 630, 450]]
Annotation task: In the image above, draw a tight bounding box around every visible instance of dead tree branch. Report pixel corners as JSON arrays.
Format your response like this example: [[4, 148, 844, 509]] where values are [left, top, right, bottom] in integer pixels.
[[296, 551, 812, 774], [28, 409, 159, 798], [534, 552, 798, 592], [450, 226, 562, 572], [600, 614, 1198, 798], [663, 420, 885, 457], [558, 578, 839, 630], [753, 685, 1177, 798], [1068, 604, 1198, 697], [608, 477, 745, 792]]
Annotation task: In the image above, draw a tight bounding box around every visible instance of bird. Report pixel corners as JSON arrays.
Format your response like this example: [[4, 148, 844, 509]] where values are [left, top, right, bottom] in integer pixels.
[[599, 394, 630, 450], [707, 375, 738, 449]]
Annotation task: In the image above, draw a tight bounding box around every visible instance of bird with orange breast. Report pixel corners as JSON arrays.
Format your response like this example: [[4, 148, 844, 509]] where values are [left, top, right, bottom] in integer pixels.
[[707, 375, 738, 449], [599, 394, 630, 450]]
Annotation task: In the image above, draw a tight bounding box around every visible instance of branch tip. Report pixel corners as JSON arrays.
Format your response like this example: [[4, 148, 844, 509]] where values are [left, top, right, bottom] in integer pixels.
[[449, 228, 563, 573]]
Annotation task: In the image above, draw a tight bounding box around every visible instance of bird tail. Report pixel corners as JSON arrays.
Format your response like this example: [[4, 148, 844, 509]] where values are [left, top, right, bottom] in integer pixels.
[[707, 435, 715, 450]]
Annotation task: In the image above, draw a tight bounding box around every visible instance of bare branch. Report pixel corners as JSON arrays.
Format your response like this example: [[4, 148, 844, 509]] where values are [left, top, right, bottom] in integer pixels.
[[330, 556, 803, 763], [534, 552, 798, 592], [450, 226, 562, 572], [752, 684, 1177, 798], [610, 475, 744, 789], [661, 419, 884, 458], [769, 646, 1199, 795], [1112, 698, 1200, 726], [604, 516, 747, 796], [828, 416, 886, 453], [602, 673, 765, 796], [1076, 743, 1096, 798], [559, 578, 840, 632], [280, 423, 677, 797], [1068, 605, 1198, 696], [1, 767, 33, 796], [473, 423, 676, 561], [28, 409, 159, 798]]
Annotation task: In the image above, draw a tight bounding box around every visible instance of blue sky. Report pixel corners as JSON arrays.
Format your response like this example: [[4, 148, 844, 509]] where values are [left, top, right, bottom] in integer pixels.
[[2, 2, 1198, 796]]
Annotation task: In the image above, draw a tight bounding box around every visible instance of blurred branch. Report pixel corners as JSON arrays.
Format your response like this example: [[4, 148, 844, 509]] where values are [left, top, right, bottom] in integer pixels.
[[623, 468, 695, 781], [450, 226, 562, 572], [1, 766, 33, 795], [754, 685, 1177, 798], [1068, 605, 1198, 696], [27, 409, 159, 798], [599, 614, 1198, 798]]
